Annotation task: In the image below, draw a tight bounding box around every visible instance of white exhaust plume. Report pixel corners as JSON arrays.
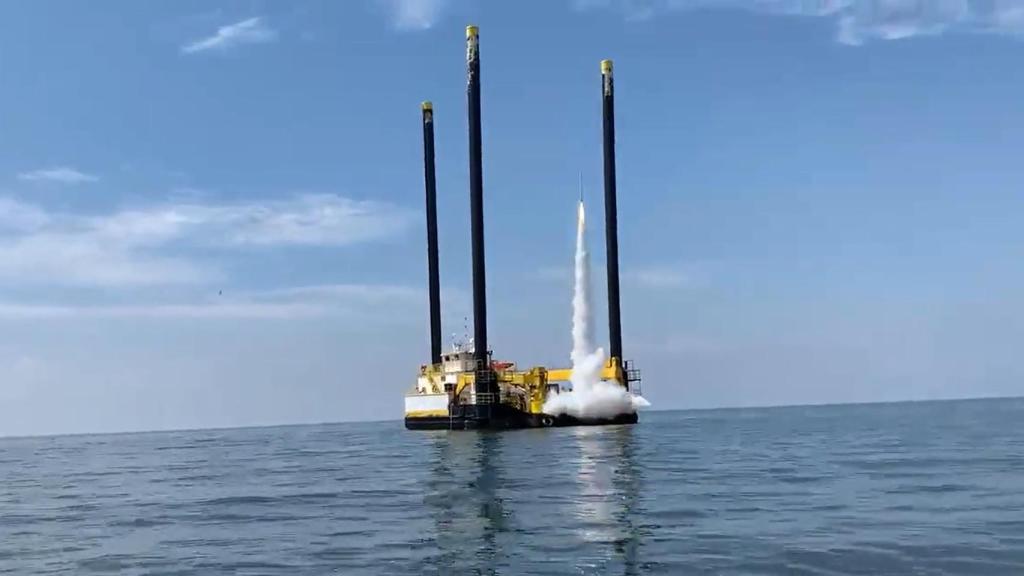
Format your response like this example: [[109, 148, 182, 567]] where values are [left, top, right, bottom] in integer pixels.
[[543, 201, 649, 418]]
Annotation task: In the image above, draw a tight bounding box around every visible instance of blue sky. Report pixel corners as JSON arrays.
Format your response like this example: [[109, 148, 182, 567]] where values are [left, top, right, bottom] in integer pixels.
[[2, 0, 1023, 436]]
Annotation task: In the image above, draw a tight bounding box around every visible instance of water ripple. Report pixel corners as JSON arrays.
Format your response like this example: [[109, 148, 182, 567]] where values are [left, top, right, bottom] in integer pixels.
[[2, 398, 1024, 574]]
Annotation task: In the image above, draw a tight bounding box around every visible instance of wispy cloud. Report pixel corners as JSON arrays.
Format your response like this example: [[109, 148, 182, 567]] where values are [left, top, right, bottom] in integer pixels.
[[631, 265, 693, 289], [541, 262, 706, 290], [378, 0, 448, 30], [256, 284, 422, 304], [574, 0, 1024, 44], [0, 283, 422, 320], [0, 198, 50, 231], [17, 167, 98, 185], [0, 302, 310, 320], [0, 235, 215, 288], [0, 194, 415, 288], [628, 263, 711, 290], [181, 16, 277, 54], [94, 193, 415, 248]]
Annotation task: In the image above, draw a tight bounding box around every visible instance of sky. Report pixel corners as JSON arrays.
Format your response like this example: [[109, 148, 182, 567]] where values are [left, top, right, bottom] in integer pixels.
[[2, 0, 1023, 436]]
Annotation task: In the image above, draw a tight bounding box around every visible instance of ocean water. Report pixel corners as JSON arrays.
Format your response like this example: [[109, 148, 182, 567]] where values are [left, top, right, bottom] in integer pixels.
[[2, 398, 1023, 575]]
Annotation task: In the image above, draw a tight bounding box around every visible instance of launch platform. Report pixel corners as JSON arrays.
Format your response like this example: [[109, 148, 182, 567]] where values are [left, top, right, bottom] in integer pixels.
[[404, 26, 642, 431]]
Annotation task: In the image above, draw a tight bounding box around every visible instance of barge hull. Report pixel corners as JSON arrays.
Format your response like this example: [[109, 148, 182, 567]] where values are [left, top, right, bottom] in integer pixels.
[[405, 408, 638, 430]]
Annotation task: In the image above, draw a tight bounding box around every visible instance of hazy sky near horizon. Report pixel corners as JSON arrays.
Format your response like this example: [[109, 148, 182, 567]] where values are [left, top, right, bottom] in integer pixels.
[[2, 0, 1024, 436]]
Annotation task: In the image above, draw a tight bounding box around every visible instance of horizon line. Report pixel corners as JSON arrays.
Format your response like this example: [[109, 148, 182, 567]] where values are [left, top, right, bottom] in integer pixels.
[[2, 394, 1020, 441]]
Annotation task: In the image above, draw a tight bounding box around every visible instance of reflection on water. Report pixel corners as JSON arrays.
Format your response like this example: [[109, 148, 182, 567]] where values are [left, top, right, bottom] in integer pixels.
[[422, 427, 643, 575], [423, 431, 512, 574], [573, 426, 642, 574]]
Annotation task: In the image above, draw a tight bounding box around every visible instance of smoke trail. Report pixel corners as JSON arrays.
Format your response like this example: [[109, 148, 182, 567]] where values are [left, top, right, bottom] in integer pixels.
[[543, 201, 649, 419]]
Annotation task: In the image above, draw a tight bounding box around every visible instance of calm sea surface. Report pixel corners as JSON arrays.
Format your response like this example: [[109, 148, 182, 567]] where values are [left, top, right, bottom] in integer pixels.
[[2, 398, 1023, 575]]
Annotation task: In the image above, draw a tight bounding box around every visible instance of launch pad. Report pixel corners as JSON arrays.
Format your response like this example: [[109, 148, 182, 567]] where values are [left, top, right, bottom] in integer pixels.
[[404, 27, 642, 431]]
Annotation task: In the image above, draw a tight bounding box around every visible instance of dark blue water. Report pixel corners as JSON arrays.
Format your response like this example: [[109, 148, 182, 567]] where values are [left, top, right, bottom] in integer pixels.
[[2, 398, 1023, 575]]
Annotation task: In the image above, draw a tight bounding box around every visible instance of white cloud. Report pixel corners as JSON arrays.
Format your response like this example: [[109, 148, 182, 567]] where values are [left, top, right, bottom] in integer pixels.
[[0, 283, 422, 320], [0, 234, 215, 287], [539, 261, 710, 291], [181, 16, 277, 54], [834, 0, 970, 45], [631, 265, 692, 288], [0, 194, 414, 288], [257, 284, 422, 304], [628, 263, 710, 290], [89, 194, 414, 248], [0, 198, 50, 232], [378, 0, 447, 30], [219, 194, 412, 246], [0, 302, 304, 320], [575, 0, 1024, 44], [991, 0, 1024, 33], [17, 167, 98, 185]]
